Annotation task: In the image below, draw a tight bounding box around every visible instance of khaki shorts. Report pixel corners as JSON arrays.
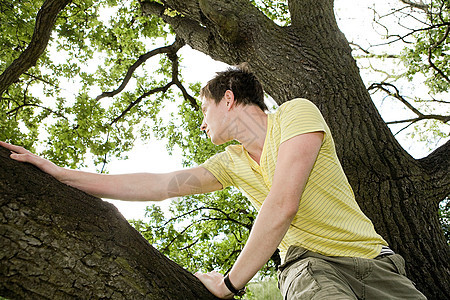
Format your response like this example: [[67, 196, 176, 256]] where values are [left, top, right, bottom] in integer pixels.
[[277, 246, 427, 300]]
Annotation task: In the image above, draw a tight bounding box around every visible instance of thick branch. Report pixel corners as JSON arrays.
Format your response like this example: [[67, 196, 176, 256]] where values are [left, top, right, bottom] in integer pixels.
[[0, 0, 71, 96], [418, 139, 450, 202], [0, 146, 218, 299], [140, 0, 277, 64], [95, 37, 186, 101], [288, 0, 334, 28]]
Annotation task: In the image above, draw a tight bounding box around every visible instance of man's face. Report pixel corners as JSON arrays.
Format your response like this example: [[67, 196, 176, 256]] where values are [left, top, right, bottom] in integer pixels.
[[200, 97, 230, 145]]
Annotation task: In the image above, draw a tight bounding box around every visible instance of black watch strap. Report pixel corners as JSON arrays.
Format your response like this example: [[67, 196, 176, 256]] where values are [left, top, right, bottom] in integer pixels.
[[224, 274, 246, 297]]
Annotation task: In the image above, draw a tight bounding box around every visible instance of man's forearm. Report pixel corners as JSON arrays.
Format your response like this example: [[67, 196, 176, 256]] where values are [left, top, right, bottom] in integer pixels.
[[58, 169, 167, 201], [227, 194, 297, 289]]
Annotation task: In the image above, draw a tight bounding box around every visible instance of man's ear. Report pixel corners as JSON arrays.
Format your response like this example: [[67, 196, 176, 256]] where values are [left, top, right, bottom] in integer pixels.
[[224, 90, 235, 110]]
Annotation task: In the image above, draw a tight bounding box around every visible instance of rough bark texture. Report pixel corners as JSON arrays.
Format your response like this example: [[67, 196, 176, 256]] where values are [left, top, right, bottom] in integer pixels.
[[0, 146, 218, 299], [139, 0, 450, 298]]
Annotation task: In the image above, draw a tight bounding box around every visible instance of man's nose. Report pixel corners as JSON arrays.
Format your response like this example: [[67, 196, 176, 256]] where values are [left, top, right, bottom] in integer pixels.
[[200, 120, 207, 131]]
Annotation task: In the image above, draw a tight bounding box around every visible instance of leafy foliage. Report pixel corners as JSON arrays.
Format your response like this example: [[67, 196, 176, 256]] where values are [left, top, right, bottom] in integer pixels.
[[438, 197, 450, 244], [401, 0, 449, 95], [251, 0, 290, 26], [1, 0, 172, 169]]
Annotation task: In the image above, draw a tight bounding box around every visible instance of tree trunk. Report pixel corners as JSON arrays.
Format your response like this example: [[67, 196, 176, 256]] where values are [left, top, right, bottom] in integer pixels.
[[0, 146, 218, 299], [143, 0, 450, 298]]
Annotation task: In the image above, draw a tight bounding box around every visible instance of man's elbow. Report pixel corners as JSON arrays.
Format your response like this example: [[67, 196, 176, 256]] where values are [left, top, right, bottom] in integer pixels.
[[285, 204, 299, 220], [277, 197, 300, 221]]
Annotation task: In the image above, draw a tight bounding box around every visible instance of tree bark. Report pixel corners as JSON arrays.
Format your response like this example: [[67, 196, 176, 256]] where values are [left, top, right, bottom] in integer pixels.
[[140, 0, 449, 298], [0, 146, 218, 299]]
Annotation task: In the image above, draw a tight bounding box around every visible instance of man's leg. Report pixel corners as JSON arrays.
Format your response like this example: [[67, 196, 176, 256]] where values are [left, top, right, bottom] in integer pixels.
[[278, 256, 357, 300], [363, 254, 427, 299], [278, 246, 427, 300]]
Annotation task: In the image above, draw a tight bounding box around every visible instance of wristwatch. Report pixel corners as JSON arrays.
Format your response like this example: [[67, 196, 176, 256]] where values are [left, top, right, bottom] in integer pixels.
[[224, 274, 246, 297]]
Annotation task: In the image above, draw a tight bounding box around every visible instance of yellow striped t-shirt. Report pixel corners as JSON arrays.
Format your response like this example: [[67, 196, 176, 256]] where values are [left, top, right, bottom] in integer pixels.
[[201, 99, 387, 260]]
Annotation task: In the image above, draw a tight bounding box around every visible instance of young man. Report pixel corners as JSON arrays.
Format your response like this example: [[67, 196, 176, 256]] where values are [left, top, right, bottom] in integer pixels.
[[2, 66, 426, 299]]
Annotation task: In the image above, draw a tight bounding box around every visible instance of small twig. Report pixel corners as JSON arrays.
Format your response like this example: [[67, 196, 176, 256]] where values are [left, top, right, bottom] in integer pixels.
[[368, 82, 450, 124], [109, 82, 172, 126], [7, 103, 68, 120], [371, 21, 450, 47], [99, 131, 111, 174], [178, 238, 199, 251], [162, 206, 251, 229]]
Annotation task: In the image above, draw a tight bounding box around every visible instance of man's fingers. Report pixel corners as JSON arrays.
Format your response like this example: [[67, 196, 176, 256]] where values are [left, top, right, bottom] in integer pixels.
[[0, 141, 30, 154], [9, 152, 30, 162]]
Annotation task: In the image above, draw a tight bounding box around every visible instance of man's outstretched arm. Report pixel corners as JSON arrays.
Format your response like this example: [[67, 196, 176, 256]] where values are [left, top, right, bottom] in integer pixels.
[[1, 141, 222, 201]]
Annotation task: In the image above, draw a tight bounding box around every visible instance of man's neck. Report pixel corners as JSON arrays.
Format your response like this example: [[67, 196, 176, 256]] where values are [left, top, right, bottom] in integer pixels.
[[234, 106, 268, 165]]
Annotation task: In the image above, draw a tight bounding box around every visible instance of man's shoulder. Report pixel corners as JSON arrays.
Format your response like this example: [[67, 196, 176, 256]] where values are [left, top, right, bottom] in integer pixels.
[[278, 98, 315, 111], [275, 98, 320, 120]]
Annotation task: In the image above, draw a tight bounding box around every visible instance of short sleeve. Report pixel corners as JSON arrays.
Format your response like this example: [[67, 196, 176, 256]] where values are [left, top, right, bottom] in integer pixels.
[[279, 99, 327, 144], [200, 151, 234, 189]]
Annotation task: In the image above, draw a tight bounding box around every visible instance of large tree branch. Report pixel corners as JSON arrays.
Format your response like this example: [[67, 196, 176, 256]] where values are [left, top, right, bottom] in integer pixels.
[[139, 0, 230, 60], [0, 0, 72, 96], [288, 0, 334, 28], [418, 139, 450, 203], [140, 0, 279, 64], [0, 146, 218, 299]]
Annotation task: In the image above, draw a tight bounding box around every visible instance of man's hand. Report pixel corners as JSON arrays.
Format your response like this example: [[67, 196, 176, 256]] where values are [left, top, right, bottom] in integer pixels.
[[194, 271, 235, 299], [0, 141, 63, 179]]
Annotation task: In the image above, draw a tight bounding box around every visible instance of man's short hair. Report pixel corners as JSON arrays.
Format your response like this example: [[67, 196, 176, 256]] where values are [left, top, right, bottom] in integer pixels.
[[200, 63, 268, 111]]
